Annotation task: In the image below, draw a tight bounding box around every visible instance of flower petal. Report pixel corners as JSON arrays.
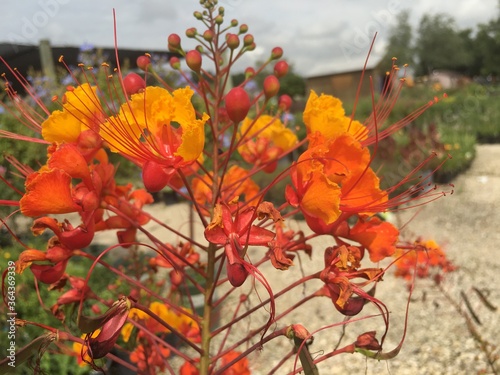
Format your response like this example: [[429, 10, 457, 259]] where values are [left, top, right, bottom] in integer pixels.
[[20, 169, 81, 217]]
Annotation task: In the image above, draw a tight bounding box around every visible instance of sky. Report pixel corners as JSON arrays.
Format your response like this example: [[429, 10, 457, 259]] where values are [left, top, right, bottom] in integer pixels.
[[0, 0, 498, 77]]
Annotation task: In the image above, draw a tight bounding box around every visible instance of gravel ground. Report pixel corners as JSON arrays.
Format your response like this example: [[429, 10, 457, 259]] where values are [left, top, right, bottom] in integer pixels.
[[94, 145, 499, 375]]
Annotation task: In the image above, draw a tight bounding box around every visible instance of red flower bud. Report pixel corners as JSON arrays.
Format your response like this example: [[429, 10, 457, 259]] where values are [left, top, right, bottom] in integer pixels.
[[271, 47, 283, 60], [226, 33, 240, 50], [203, 30, 214, 42], [263, 75, 280, 99], [168, 33, 181, 47], [225, 87, 251, 123], [169, 270, 184, 288], [274, 60, 289, 78], [186, 50, 202, 72], [136, 55, 151, 71], [243, 34, 254, 47], [169, 56, 181, 70], [231, 19, 238, 27], [142, 160, 174, 192], [278, 94, 293, 111], [227, 262, 248, 287], [123, 73, 146, 96]]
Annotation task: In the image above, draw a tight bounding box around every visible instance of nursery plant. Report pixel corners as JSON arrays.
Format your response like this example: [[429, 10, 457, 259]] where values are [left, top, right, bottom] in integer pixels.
[[0, 1, 456, 374]]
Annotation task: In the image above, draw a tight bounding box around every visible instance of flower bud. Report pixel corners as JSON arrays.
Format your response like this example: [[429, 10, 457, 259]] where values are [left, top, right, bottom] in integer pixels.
[[185, 27, 197, 38], [225, 87, 251, 123], [227, 262, 248, 287], [193, 11, 203, 20], [169, 57, 181, 70], [355, 331, 382, 351], [244, 67, 255, 79], [186, 50, 202, 72], [271, 47, 283, 60], [274, 60, 289, 78], [243, 34, 254, 47], [136, 55, 151, 71], [215, 15, 223, 25], [88, 297, 131, 359], [231, 19, 238, 27], [263, 75, 280, 99], [226, 33, 240, 50], [278, 94, 293, 111], [123, 73, 146, 96], [142, 160, 172, 192], [239, 24, 248, 34], [218, 6, 225, 15], [203, 30, 214, 42], [169, 270, 184, 288], [168, 33, 181, 48]]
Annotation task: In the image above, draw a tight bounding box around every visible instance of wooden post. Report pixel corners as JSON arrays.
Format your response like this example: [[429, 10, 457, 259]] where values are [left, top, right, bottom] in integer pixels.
[[39, 39, 56, 82]]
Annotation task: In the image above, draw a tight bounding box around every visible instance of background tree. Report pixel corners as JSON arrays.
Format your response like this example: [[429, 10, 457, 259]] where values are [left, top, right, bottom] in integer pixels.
[[473, 2, 500, 78], [378, 10, 415, 73], [415, 13, 473, 76]]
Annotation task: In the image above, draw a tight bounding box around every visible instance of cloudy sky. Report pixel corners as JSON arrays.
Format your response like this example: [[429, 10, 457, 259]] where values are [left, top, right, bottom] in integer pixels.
[[1, 0, 498, 77]]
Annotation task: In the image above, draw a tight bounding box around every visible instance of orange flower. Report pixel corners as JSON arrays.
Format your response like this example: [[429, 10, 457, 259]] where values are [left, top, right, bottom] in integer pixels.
[[72, 330, 101, 367], [19, 169, 81, 217], [100, 86, 209, 192], [193, 165, 260, 216], [129, 343, 171, 372], [238, 115, 297, 172], [287, 133, 387, 233], [220, 350, 251, 375], [335, 216, 399, 262], [394, 239, 456, 282]]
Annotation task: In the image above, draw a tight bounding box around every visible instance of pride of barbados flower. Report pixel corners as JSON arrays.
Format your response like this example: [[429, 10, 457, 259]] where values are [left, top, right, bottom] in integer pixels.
[[101, 86, 209, 192]]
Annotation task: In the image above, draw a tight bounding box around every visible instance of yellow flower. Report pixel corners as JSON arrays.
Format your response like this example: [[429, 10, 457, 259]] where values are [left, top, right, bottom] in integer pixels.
[[72, 329, 100, 367], [238, 115, 297, 172], [303, 90, 367, 141], [42, 84, 102, 143], [101, 86, 208, 166]]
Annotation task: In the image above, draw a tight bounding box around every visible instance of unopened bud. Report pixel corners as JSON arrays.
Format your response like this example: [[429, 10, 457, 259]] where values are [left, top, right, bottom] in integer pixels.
[[168, 33, 181, 48], [271, 47, 283, 60], [263, 75, 280, 99], [226, 33, 240, 50], [227, 262, 248, 287], [244, 67, 255, 79], [186, 27, 198, 38], [186, 50, 202, 72], [239, 24, 248, 34], [215, 15, 223, 25], [225, 87, 251, 123], [142, 160, 171, 192], [194, 11, 203, 20], [136, 55, 151, 71], [169, 57, 181, 70], [203, 30, 214, 42], [243, 34, 254, 47], [278, 94, 293, 111], [230, 19, 238, 27], [274, 60, 289, 78], [123, 73, 146, 96]]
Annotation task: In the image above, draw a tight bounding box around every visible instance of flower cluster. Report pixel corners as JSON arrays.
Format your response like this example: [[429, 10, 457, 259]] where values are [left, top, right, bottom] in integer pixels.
[[0, 1, 453, 374]]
